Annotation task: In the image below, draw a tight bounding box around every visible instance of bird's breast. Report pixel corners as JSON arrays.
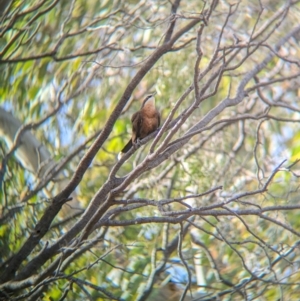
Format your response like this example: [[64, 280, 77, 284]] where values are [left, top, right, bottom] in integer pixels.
[[140, 114, 159, 138]]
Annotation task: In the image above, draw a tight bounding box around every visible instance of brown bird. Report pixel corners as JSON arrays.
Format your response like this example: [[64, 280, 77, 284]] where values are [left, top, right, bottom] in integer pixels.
[[118, 93, 160, 160]]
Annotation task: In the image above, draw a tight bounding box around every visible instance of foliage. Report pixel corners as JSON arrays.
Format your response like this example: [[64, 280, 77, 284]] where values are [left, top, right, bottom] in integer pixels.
[[1, 0, 300, 300]]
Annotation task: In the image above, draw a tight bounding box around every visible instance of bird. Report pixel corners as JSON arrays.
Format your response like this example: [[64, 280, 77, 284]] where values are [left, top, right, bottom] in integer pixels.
[[118, 92, 160, 160]]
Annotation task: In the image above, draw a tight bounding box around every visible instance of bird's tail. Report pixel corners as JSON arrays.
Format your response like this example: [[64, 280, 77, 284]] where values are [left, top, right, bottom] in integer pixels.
[[118, 139, 133, 160]]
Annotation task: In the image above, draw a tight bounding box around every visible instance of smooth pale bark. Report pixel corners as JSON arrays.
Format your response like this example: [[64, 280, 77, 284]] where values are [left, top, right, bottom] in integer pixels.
[[0, 107, 55, 177]]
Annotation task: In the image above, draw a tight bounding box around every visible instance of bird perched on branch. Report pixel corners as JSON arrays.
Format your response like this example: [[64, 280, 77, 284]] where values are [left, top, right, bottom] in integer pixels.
[[118, 92, 160, 160]]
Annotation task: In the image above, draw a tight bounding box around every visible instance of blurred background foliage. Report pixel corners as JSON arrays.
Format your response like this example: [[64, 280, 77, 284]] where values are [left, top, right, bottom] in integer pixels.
[[1, 0, 300, 300]]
